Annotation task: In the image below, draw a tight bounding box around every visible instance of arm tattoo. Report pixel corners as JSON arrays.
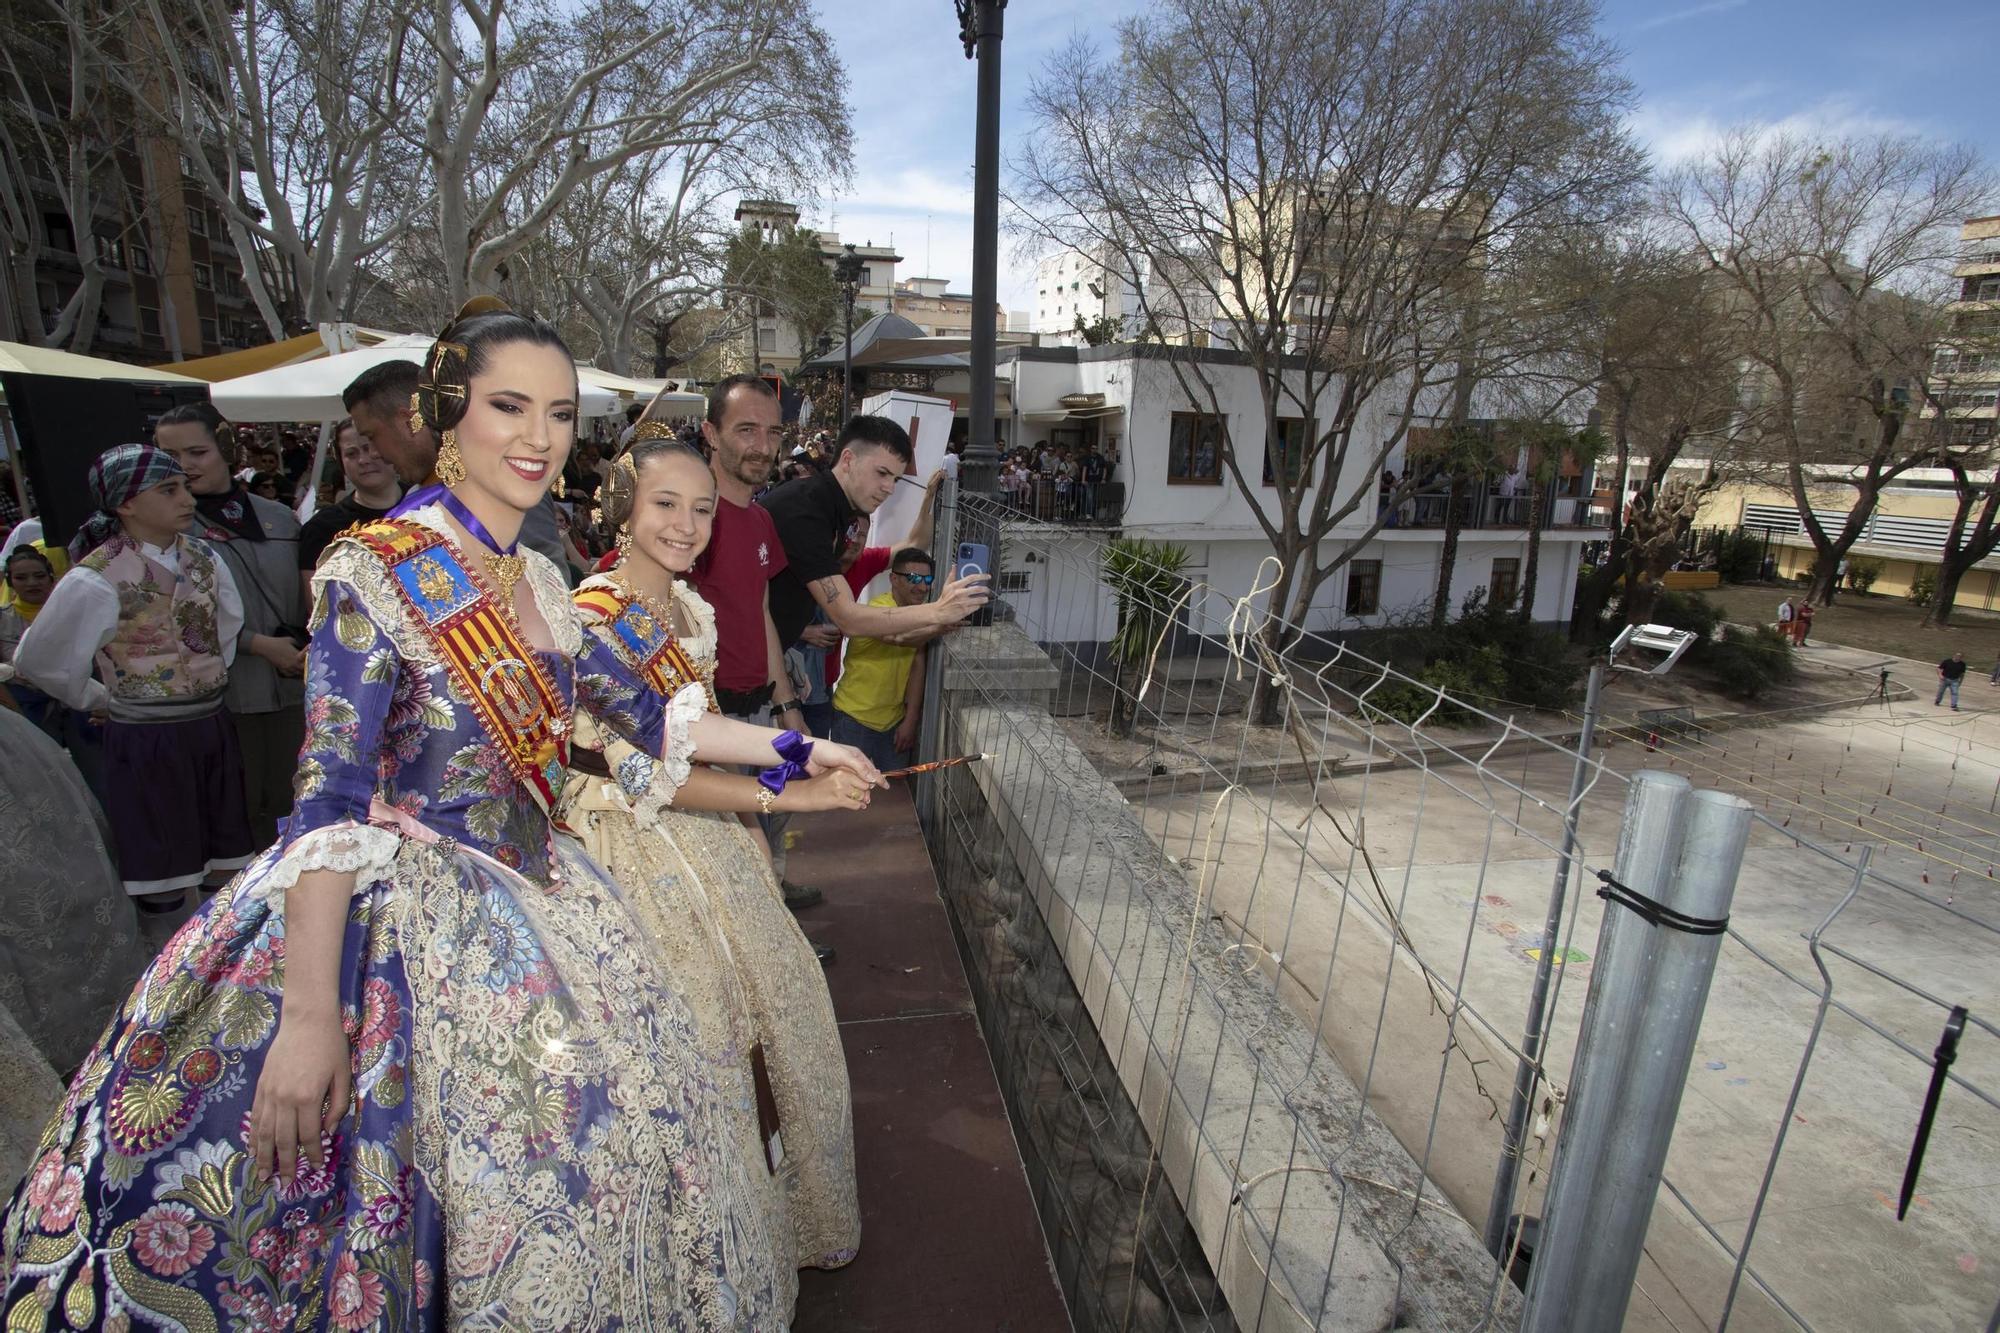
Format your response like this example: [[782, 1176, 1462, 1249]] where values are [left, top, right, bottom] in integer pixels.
[[813, 575, 847, 605]]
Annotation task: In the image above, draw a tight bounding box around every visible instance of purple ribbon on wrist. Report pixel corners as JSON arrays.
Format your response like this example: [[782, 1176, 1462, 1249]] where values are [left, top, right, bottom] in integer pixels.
[[757, 728, 815, 795]]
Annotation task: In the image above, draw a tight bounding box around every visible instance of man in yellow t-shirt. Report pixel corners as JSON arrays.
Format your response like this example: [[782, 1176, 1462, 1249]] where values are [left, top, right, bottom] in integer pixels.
[[831, 547, 936, 771]]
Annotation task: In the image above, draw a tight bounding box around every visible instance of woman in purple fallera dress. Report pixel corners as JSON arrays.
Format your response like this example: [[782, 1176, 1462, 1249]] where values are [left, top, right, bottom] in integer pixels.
[[0, 307, 879, 1330]]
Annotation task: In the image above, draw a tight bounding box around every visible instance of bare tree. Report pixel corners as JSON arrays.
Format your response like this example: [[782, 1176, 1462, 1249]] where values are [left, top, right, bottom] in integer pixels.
[[1925, 462, 2000, 627], [125, 0, 425, 336], [0, 0, 141, 349], [1013, 0, 1642, 707], [1526, 228, 1750, 631], [1659, 130, 1998, 606], [419, 0, 849, 310]]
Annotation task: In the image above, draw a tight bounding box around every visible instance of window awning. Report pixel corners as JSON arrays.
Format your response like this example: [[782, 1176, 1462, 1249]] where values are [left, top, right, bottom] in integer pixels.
[[1023, 404, 1124, 425]]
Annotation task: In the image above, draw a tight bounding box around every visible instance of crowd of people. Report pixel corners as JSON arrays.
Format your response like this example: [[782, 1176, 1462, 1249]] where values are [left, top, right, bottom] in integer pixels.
[[0, 303, 990, 1328], [998, 438, 1115, 521]]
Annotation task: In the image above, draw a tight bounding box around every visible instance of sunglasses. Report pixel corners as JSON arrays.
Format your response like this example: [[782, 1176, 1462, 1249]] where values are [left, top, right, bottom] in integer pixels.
[[894, 571, 936, 586]]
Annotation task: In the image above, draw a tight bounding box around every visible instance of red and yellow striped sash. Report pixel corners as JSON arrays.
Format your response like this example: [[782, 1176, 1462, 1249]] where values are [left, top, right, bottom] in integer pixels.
[[349, 519, 570, 818]]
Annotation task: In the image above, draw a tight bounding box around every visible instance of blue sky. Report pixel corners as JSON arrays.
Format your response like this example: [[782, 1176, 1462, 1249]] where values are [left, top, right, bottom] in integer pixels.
[[811, 0, 1999, 316]]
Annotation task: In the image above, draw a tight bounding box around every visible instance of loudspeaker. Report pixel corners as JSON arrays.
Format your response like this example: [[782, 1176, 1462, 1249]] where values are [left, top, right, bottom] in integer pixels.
[[1, 372, 210, 548], [1092, 480, 1126, 520]]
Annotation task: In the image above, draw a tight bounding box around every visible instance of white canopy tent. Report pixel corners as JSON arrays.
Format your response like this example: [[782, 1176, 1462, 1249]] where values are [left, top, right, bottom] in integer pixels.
[[208, 334, 627, 422]]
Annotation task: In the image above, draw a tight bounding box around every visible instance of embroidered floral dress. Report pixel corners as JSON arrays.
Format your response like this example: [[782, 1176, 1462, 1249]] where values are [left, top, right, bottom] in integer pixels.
[[0, 508, 786, 1331], [558, 576, 859, 1278]]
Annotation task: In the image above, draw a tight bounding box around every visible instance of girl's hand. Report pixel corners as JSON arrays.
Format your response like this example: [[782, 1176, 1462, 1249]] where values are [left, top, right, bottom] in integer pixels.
[[804, 739, 885, 788], [250, 1013, 351, 1184], [786, 770, 874, 813]]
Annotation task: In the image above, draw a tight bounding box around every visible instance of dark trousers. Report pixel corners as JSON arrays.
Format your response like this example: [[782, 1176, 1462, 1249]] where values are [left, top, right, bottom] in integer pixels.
[[231, 706, 307, 848]]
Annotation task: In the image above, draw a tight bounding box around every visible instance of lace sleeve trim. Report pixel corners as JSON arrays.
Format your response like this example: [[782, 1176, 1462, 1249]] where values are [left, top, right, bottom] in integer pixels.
[[238, 821, 403, 910], [629, 681, 710, 824]]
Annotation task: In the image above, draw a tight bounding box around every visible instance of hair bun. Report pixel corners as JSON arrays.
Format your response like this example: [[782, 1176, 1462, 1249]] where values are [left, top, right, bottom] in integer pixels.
[[455, 295, 511, 322]]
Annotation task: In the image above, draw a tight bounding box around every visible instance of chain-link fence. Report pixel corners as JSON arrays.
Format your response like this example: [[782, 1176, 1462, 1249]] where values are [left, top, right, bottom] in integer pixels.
[[905, 485, 2000, 1332]]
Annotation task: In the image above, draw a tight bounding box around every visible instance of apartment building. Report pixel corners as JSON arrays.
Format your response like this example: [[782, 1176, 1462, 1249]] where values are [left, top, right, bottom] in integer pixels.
[[734, 199, 902, 374]]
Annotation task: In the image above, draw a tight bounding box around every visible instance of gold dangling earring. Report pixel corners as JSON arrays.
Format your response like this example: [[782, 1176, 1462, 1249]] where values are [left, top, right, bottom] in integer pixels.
[[436, 430, 466, 486], [552, 469, 566, 499], [616, 528, 633, 562]]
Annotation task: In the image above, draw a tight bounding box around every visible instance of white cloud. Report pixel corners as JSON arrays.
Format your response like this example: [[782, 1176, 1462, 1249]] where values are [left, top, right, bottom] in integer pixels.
[[1627, 93, 1931, 166], [1632, 0, 1747, 32]]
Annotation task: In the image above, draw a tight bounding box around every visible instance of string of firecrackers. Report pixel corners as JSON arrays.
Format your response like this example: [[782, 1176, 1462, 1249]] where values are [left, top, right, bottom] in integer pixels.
[[1593, 705, 1997, 859], [1593, 708, 1999, 885]]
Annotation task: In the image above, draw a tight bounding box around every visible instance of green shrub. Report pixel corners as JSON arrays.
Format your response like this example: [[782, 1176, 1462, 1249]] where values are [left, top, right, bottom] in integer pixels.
[[1700, 624, 1797, 699], [1648, 590, 1723, 643], [1844, 557, 1883, 594], [1713, 530, 1766, 583], [1361, 592, 1585, 723], [1362, 652, 1507, 726], [1908, 567, 1938, 606]]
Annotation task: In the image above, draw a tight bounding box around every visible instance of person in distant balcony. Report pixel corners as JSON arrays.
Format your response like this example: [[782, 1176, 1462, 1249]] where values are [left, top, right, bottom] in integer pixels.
[[1937, 652, 1967, 710], [1079, 442, 1108, 518]]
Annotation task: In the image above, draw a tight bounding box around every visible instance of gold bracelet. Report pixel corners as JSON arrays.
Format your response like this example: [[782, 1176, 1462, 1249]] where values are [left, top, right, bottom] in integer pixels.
[[756, 785, 778, 817]]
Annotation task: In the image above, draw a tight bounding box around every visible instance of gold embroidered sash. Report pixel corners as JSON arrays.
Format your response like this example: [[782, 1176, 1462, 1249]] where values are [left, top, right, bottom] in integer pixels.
[[573, 583, 715, 711], [349, 519, 570, 818]]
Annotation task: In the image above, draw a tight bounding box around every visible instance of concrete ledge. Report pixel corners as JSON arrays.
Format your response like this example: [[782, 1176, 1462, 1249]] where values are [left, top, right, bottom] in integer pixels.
[[941, 647, 1518, 1330]]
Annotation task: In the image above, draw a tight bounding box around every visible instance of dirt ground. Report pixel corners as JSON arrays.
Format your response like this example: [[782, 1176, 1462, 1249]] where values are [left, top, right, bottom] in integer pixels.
[[1703, 581, 2000, 670]]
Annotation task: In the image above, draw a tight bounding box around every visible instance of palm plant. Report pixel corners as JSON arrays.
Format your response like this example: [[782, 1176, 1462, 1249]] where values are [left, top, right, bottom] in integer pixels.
[[1104, 538, 1191, 738]]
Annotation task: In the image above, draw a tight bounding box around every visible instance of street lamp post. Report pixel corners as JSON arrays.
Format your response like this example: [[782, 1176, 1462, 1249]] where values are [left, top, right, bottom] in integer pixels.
[[956, 0, 1005, 500], [834, 243, 865, 430]]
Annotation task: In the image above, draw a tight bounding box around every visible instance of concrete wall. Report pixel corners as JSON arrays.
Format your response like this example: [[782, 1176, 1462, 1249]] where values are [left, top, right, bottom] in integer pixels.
[[924, 622, 1520, 1331]]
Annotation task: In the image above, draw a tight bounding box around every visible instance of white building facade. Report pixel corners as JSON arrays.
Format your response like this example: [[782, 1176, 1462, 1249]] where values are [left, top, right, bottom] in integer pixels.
[[990, 345, 1603, 645]]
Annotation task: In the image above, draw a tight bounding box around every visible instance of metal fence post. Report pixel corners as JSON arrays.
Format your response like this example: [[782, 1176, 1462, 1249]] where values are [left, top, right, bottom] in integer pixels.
[[1486, 660, 1605, 1254], [1521, 770, 1693, 1324], [913, 478, 959, 833], [1524, 781, 1754, 1330]]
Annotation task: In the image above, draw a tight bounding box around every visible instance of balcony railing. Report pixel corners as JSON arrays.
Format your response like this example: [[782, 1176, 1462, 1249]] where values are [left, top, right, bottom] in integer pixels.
[[1386, 488, 1600, 531], [997, 476, 1123, 526]]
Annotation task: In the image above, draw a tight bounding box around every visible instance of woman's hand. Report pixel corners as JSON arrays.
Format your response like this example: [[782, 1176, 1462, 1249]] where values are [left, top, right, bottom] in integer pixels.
[[805, 739, 885, 788], [784, 769, 874, 813], [250, 1013, 351, 1185]]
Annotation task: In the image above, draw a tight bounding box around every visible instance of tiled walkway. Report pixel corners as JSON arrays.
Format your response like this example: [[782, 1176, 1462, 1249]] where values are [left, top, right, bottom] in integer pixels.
[[786, 790, 1071, 1333]]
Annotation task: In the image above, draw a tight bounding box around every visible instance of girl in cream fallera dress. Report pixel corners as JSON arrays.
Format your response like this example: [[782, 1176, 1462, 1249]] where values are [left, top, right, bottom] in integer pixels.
[[558, 439, 866, 1283]]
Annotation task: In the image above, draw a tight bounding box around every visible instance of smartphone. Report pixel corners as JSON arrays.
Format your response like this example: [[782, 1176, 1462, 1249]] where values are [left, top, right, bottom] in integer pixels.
[[955, 541, 994, 627], [954, 541, 990, 580]]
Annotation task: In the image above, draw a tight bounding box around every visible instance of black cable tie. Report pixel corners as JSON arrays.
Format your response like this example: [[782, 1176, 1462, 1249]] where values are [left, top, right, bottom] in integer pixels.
[[1594, 869, 1730, 936]]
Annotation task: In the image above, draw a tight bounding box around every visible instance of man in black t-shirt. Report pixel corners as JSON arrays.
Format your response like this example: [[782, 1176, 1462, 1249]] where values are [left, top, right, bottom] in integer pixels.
[[296, 420, 404, 597], [1936, 652, 1967, 710], [758, 416, 989, 669]]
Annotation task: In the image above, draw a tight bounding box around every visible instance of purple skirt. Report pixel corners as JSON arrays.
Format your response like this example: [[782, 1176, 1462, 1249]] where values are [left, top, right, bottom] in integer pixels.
[[102, 709, 255, 893]]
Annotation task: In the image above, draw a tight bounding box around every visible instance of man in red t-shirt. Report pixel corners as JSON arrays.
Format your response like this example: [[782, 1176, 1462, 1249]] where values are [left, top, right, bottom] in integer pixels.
[[689, 375, 821, 907]]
